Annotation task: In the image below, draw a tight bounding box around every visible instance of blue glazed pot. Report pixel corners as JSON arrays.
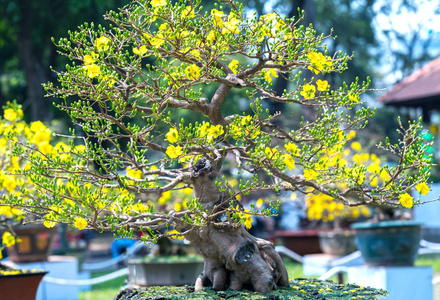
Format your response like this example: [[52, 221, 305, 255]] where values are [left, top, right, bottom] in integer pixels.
[[351, 221, 422, 266]]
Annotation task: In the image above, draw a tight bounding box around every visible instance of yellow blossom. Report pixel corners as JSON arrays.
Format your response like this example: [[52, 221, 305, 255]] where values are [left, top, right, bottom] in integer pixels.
[[4, 108, 23, 121], [181, 6, 195, 19], [166, 128, 179, 143], [174, 202, 182, 212], [284, 154, 296, 170], [94, 36, 111, 51], [207, 124, 224, 140], [159, 190, 171, 204], [166, 145, 183, 158], [348, 92, 360, 103], [264, 68, 278, 83], [74, 217, 88, 230], [2, 232, 17, 247], [223, 16, 240, 34], [244, 214, 253, 229], [304, 169, 318, 181], [399, 193, 414, 209], [126, 167, 143, 179], [416, 182, 430, 195], [185, 64, 201, 80], [133, 45, 148, 55], [351, 141, 361, 152], [228, 60, 239, 74], [300, 84, 315, 98], [347, 130, 356, 139], [316, 79, 330, 92], [380, 169, 390, 182], [211, 9, 225, 27], [307, 52, 333, 74], [256, 198, 264, 208], [83, 54, 96, 65], [151, 0, 167, 7], [83, 64, 101, 78], [284, 142, 300, 156]]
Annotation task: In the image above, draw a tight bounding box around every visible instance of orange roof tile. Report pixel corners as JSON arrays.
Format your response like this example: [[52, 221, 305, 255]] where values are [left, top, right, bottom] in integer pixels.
[[377, 56, 440, 104]]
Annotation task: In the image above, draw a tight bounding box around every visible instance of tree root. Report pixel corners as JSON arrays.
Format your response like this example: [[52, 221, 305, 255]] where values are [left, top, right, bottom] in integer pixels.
[[188, 225, 289, 293]]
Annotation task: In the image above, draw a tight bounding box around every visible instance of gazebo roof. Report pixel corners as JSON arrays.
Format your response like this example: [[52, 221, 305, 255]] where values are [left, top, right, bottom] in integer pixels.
[[377, 56, 440, 108]]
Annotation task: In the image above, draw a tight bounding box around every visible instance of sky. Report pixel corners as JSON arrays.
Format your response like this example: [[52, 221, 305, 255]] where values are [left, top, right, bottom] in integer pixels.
[[372, 0, 440, 87]]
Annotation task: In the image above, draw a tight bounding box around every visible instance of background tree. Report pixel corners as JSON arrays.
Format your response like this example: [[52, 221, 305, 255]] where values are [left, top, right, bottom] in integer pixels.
[[1, 0, 433, 293], [0, 0, 130, 121]]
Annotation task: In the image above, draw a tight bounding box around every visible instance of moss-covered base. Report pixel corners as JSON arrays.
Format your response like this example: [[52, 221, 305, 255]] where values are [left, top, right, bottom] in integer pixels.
[[114, 278, 388, 300]]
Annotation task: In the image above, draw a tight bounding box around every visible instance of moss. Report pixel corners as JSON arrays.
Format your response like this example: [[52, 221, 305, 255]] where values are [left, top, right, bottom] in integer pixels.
[[115, 278, 388, 300]]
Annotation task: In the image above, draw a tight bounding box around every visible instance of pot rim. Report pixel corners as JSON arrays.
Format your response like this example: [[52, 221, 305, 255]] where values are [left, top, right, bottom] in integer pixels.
[[350, 220, 422, 229]]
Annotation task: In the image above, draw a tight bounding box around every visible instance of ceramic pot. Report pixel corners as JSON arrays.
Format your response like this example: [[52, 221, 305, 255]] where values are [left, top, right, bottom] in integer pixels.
[[6, 224, 56, 263], [351, 220, 421, 266]]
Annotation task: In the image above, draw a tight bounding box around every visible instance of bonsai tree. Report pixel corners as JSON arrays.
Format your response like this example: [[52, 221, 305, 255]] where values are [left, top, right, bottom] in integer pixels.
[[1, 0, 433, 293]]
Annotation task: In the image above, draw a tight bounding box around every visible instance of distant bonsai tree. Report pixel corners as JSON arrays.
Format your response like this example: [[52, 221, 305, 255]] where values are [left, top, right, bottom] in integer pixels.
[[1, 0, 433, 293]]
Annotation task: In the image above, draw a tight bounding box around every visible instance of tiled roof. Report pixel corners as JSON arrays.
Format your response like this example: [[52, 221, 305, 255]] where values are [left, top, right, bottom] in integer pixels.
[[377, 56, 440, 104]]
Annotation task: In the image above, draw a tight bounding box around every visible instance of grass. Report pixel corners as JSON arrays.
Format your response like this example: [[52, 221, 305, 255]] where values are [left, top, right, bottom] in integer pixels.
[[79, 271, 127, 300], [79, 253, 440, 299]]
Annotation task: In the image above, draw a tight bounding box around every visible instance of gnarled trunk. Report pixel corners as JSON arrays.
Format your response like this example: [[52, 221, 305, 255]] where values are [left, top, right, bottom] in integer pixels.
[[182, 158, 289, 293]]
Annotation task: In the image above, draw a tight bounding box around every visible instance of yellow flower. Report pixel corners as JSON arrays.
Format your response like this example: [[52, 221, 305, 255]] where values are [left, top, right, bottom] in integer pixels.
[[256, 198, 264, 208], [228, 59, 239, 74], [83, 64, 101, 78], [181, 6, 195, 19], [133, 45, 148, 55], [223, 16, 240, 34], [3, 108, 22, 121], [44, 213, 57, 228], [300, 84, 315, 98], [159, 190, 171, 204], [348, 92, 360, 103], [284, 142, 300, 156], [284, 154, 296, 170], [126, 167, 143, 179], [316, 79, 329, 92], [264, 68, 278, 83], [304, 169, 318, 181], [74, 217, 88, 230], [174, 202, 182, 212], [38, 141, 54, 155], [399, 193, 414, 209], [211, 9, 225, 27], [347, 130, 356, 139], [244, 214, 253, 229], [351, 141, 362, 152], [2, 232, 16, 247], [94, 36, 111, 51], [185, 64, 201, 80], [307, 52, 333, 74], [207, 124, 224, 140], [369, 175, 378, 187], [166, 128, 179, 143], [265, 147, 277, 158], [166, 145, 183, 158], [380, 169, 390, 182], [83, 54, 96, 65], [416, 182, 430, 195], [151, 0, 167, 7]]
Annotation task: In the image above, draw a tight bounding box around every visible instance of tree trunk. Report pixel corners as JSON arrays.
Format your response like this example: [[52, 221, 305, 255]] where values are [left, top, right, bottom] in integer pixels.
[[182, 158, 289, 293], [17, 0, 52, 122]]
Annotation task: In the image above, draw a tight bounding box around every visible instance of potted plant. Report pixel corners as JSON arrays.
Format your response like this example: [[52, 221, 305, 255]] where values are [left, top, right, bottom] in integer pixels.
[[0, 0, 434, 297], [0, 262, 47, 299]]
